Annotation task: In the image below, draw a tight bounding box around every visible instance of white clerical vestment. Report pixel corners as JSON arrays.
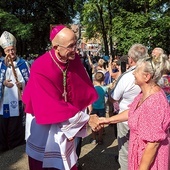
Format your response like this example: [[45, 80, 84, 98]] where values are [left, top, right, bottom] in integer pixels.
[[25, 109, 89, 170], [0, 58, 26, 117]]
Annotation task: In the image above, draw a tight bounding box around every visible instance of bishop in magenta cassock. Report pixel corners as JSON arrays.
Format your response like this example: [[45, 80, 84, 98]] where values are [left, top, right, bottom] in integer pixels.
[[22, 25, 100, 170]]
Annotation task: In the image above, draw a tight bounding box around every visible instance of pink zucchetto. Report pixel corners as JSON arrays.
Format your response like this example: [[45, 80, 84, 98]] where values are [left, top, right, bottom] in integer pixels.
[[50, 25, 66, 41]]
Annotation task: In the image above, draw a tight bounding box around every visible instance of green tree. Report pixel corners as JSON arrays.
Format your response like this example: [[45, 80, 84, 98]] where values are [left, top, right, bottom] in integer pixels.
[[113, 0, 170, 54], [0, 0, 77, 55], [79, 0, 170, 55], [80, 0, 111, 56]]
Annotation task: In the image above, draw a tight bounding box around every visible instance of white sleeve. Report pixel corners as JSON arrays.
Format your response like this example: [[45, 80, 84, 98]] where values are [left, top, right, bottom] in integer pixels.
[[111, 77, 125, 101], [60, 109, 89, 139]]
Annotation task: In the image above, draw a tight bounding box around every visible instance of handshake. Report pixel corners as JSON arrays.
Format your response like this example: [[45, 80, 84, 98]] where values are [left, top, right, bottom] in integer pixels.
[[88, 114, 110, 131]]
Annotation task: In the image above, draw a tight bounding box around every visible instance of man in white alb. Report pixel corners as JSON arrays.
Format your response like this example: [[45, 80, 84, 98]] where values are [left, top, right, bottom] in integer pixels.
[[110, 44, 148, 170]]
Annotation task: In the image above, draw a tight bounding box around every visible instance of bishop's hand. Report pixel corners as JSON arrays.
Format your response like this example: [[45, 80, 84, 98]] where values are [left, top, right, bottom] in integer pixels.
[[88, 114, 103, 131]]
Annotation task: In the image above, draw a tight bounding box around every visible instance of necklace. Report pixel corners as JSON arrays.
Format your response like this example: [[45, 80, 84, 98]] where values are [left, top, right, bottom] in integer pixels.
[[49, 51, 69, 102], [138, 84, 158, 107]]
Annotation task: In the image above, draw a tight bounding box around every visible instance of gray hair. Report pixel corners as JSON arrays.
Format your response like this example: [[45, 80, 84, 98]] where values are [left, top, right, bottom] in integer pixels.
[[128, 43, 148, 62], [152, 47, 164, 58], [137, 54, 170, 83]]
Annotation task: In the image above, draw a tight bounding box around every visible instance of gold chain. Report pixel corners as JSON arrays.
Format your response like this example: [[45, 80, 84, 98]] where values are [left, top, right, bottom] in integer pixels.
[[49, 51, 69, 102]]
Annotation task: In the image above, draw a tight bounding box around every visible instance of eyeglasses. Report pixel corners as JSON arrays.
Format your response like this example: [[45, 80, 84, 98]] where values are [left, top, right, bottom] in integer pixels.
[[145, 57, 155, 78], [4, 48, 15, 53], [57, 43, 77, 51]]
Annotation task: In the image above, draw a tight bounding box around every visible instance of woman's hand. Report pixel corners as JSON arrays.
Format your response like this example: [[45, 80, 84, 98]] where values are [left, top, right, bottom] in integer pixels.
[[98, 117, 110, 125]]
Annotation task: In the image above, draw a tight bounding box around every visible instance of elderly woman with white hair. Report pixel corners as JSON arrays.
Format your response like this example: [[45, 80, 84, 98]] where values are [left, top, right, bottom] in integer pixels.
[[99, 53, 170, 170]]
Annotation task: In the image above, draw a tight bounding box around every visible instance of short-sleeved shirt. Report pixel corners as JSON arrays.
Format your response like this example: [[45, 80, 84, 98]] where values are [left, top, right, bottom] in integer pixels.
[[92, 85, 107, 109], [111, 66, 141, 123], [128, 90, 170, 170]]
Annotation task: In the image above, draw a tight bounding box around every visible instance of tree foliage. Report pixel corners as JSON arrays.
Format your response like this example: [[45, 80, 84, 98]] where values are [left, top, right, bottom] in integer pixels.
[[0, 0, 169, 56], [0, 0, 76, 55], [79, 0, 170, 56], [80, 0, 111, 55]]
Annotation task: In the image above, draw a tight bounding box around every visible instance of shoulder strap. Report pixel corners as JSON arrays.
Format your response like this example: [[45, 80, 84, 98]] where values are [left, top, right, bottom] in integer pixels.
[[17, 58, 30, 83], [0, 61, 7, 99]]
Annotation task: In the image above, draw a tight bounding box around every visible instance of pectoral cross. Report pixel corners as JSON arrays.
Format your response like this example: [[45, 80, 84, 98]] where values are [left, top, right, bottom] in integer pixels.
[[62, 71, 67, 102], [62, 90, 67, 102], [49, 51, 69, 102]]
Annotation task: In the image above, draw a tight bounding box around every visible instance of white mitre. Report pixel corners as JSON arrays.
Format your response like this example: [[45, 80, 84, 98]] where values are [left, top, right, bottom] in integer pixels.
[[0, 31, 16, 49]]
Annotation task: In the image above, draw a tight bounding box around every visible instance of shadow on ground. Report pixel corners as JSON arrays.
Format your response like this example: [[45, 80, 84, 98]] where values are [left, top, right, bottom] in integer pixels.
[[0, 125, 119, 170], [0, 144, 28, 170], [79, 125, 120, 170]]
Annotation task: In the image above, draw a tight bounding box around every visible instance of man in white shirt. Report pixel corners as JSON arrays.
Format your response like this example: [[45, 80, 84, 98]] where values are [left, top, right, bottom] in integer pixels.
[[110, 44, 148, 170]]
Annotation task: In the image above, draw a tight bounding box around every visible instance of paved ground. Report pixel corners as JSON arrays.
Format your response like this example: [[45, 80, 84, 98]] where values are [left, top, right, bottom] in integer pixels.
[[0, 123, 120, 170], [0, 144, 28, 170], [78, 124, 120, 170]]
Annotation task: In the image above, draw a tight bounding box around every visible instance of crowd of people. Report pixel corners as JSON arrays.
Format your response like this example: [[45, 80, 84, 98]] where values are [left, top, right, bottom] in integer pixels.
[[0, 25, 169, 170]]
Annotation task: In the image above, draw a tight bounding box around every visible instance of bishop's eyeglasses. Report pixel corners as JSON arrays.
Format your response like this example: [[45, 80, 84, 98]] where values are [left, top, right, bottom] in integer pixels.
[[57, 42, 77, 51]]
